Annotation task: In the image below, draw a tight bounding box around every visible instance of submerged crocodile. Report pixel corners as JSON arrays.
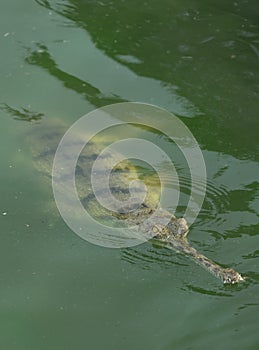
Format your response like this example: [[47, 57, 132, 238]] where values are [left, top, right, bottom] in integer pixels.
[[28, 118, 244, 285]]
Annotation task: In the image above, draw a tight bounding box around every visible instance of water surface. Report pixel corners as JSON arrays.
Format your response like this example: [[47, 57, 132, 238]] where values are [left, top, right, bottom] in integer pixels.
[[0, 1, 259, 349]]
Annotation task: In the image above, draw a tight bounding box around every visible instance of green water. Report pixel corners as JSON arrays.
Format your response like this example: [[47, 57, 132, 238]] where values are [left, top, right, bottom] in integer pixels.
[[0, 0, 259, 349]]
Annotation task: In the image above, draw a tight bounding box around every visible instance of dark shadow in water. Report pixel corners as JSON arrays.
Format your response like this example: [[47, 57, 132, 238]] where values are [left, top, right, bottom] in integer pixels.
[[238, 302, 259, 311], [183, 284, 233, 297], [184, 269, 254, 296], [243, 250, 259, 259], [0, 103, 44, 122], [2, 40, 126, 122], [25, 43, 126, 108], [183, 280, 250, 296]]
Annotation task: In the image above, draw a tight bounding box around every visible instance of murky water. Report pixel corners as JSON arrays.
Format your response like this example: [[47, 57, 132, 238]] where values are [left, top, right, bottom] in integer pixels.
[[0, 1, 259, 349]]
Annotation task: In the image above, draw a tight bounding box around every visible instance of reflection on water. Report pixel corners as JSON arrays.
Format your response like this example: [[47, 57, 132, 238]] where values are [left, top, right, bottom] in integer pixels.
[[183, 284, 234, 297], [0, 103, 44, 122], [122, 244, 188, 269], [243, 250, 259, 259], [25, 43, 125, 108], [34, 0, 259, 160], [24, 39, 199, 117]]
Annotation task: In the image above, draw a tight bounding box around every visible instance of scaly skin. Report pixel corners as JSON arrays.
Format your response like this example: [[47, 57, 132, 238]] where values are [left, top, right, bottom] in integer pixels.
[[124, 206, 244, 284]]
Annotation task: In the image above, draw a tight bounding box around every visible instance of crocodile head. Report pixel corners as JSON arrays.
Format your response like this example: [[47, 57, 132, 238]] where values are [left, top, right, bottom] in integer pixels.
[[222, 268, 245, 284], [127, 207, 189, 240], [150, 216, 189, 240]]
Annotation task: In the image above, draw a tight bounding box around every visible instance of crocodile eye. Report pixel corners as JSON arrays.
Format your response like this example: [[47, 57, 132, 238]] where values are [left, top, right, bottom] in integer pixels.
[[152, 226, 158, 234]]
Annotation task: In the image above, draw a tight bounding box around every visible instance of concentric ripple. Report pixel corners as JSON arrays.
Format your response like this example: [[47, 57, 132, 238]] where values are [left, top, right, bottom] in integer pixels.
[[52, 102, 207, 248]]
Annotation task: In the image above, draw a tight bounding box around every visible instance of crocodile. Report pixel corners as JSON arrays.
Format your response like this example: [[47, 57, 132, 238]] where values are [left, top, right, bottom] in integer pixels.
[[28, 118, 244, 285]]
